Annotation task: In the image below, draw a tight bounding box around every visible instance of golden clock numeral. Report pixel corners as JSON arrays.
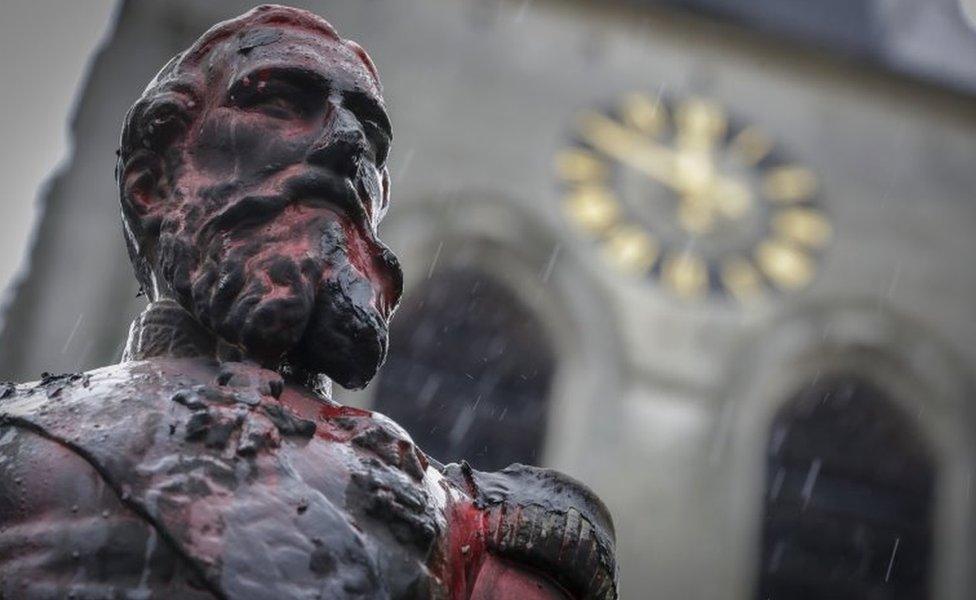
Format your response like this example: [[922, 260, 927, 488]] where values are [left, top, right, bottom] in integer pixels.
[[603, 225, 658, 275], [712, 179, 752, 219], [762, 166, 818, 203], [564, 186, 620, 233], [554, 148, 607, 183], [772, 207, 832, 248], [620, 93, 666, 136], [577, 111, 680, 190], [675, 97, 727, 151], [721, 257, 763, 302], [677, 196, 716, 234], [662, 251, 708, 299], [729, 126, 773, 167], [755, 239, 815, 291]]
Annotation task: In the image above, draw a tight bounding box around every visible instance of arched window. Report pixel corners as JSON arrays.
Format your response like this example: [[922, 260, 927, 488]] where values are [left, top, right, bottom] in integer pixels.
[[372, 268, 555, 471], [758, 375, 935, 600]]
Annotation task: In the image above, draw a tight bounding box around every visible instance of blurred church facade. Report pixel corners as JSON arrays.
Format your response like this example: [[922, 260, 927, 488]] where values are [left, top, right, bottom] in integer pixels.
[[2, 1, 975, 598]]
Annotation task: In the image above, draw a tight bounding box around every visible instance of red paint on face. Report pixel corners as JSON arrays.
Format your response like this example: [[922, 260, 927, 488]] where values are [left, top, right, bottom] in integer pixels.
[[340, 217, 398, 321], [132, 25, 401, 383]]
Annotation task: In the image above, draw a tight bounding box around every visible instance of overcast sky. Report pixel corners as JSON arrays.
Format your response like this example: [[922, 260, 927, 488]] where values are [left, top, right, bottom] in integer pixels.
[[0, 0, 118, 305]]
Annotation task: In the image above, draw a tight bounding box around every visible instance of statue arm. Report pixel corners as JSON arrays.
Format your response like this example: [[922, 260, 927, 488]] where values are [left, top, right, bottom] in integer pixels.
[[442, 462, 618, 599]]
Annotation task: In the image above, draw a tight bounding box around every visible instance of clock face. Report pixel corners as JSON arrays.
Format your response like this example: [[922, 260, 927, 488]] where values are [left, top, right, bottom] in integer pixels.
[[555, 93, 832, 302]]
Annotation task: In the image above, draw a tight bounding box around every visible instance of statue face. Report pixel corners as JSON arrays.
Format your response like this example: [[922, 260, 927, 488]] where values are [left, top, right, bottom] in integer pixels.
[[148, 27, 401, 388]]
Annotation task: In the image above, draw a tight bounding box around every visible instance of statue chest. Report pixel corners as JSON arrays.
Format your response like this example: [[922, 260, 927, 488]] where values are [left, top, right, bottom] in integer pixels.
[[0, 361, 454, 600]]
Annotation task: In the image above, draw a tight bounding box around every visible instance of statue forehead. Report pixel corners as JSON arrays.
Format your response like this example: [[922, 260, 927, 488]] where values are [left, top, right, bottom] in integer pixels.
[[200, 26, 382, 99]]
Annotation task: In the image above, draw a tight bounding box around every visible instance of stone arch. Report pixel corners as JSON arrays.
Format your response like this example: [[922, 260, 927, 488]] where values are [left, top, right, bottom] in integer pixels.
[[757, 372, 936, 599], [714, 302, 976, 600], [371, 266, 557, 469]]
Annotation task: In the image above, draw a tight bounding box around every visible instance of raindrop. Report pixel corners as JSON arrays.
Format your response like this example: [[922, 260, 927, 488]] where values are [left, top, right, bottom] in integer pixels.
[[540, 244, 561, 282], [800, 457, 822, 510], [884, 537, 901, 582], [62, 314, 85, 355], [426, 242, 444, 279]]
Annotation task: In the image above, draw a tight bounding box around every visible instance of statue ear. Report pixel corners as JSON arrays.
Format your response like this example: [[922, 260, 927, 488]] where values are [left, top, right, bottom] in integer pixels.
[[120, 154, 167, 237], [119, 92, 193, 237]]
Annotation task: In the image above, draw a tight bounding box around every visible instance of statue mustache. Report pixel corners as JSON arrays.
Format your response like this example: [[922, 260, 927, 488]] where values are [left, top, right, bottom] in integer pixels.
[[188, 169, 401, 323], [196, 170, 369, 242]]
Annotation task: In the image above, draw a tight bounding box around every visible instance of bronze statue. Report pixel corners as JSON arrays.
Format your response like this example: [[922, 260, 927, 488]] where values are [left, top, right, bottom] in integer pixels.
[[0, 6, 617, 599]]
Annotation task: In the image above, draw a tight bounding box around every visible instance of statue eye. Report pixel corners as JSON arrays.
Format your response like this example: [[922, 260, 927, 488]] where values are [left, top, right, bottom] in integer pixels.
[[342, 91, 392, 165], [251, 94, 303, 120], [363, 121, 391, 165], [143, 100, 191, 150], [231, 80, 309, 120]]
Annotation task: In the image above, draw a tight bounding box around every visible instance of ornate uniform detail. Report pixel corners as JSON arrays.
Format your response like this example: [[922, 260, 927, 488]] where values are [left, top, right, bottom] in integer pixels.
[[444, 463, 618, 600]]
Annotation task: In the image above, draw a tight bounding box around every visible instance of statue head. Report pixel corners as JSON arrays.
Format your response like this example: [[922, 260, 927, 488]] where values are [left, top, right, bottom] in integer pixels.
[[116, 5, 402, 389]]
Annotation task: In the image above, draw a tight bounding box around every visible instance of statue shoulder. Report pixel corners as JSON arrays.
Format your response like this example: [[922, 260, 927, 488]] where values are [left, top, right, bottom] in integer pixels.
[[0, 360, 181, 491], [0, 360, 199, 430], [443, 462, 618, 600], [0, 360, 201, 507]]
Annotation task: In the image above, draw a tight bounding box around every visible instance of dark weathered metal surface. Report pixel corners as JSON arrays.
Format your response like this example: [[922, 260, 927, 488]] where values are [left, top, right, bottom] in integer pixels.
[[0, 6, 617, 599]]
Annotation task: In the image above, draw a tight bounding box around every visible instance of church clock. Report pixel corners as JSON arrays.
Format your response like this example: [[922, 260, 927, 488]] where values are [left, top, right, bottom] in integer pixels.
[[555, 93, 831, 302]]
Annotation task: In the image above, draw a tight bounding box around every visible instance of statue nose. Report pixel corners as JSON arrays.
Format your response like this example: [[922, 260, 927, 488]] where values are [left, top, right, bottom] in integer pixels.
[[307, 105, 367, 177]]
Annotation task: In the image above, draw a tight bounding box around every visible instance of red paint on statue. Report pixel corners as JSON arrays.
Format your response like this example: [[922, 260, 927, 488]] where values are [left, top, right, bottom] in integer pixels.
[[442, 494, 489, 598], [0, 5, 616, 599]]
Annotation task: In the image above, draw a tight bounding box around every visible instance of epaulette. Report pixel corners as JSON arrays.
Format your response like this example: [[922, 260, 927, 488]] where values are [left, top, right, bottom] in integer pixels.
[[444, 462, 618, 600]]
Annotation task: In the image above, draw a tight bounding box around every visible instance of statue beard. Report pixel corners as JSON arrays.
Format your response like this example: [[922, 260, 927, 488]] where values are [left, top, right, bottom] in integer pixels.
[[156, 202, 401, 390]]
